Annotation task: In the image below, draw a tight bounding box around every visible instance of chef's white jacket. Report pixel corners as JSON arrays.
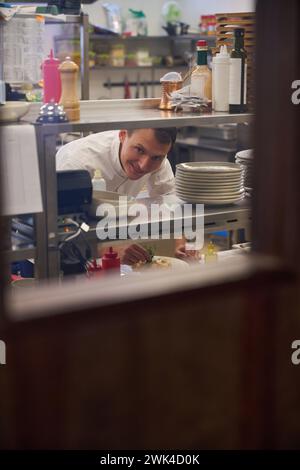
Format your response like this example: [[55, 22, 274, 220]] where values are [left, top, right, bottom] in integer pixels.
[[56, 130, 175, 197]]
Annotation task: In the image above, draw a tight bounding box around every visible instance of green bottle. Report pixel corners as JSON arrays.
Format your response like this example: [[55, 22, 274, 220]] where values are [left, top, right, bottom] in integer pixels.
[[229, 28, 247, 113]]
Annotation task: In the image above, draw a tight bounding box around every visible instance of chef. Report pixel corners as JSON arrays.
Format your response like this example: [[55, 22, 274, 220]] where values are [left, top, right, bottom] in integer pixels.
[[56, 127, 181, 265], [56, 127, 177, 197]]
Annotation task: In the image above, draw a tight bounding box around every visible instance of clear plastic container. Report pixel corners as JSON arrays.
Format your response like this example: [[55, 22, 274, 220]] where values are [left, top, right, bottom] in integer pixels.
[[92, 169, 106, 191]]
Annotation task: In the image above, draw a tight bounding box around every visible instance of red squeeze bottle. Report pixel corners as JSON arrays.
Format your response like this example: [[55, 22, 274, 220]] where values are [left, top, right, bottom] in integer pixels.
[[124, 76, 131, 99], [42, 49, 61, 104], [101, 247, 121, 272]]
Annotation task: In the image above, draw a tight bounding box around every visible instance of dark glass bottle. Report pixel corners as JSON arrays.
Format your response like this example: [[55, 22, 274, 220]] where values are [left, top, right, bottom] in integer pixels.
[[229, 28, 247, 113]]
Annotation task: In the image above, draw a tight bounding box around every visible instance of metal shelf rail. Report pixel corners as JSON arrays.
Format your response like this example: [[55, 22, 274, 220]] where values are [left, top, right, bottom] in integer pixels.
[[57, 199, 251, 241], [31, 98, 252, 279]]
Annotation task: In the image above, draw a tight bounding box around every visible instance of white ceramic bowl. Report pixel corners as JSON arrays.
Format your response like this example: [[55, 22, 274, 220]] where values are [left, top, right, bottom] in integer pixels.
[[0, 101, 30, 122]]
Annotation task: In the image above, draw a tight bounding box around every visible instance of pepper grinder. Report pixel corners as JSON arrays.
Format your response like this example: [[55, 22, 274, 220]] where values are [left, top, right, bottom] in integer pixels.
[[59, 56, 80, 121]]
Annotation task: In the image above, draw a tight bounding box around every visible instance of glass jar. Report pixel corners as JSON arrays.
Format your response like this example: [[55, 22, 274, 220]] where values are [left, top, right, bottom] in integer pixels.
[[110, 44, 125, 67]]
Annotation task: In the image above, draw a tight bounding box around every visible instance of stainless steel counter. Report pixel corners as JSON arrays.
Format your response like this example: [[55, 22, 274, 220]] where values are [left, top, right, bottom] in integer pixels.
[[26, 99, 253, 133]]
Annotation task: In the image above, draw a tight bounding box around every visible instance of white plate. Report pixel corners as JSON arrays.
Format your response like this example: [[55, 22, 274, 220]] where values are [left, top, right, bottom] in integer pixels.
[[120, 264, 141, 276], [176, 178, 243, 186], [175, 183, 244, 194], [176, 172, 243, 181], [235, 149, 253, 160], [123, 256, 189, 272], [176, 193, 245, 202], [176, 164, 242, 171], [236, 159, 254, 165], [176, 185, 244, 193], [176, 187, 245, 197], [176, 186, 245, 196], [176, 179, 243, 187], [177, 195, 245, 205], [176, 178, 243, 185], [176, 172, 243, 179], [176, 162, 242, 173], [176, 192, 245, 199], [176, 190, 245, 199]]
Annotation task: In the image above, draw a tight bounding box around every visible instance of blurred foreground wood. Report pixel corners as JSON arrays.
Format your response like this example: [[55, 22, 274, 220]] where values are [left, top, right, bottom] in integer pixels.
[[0, 266, 299, 449], [1, 0, 300, 450]]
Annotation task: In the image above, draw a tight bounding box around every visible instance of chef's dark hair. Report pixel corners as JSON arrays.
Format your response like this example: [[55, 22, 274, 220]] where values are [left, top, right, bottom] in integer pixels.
[[128, 128, 177, 148]]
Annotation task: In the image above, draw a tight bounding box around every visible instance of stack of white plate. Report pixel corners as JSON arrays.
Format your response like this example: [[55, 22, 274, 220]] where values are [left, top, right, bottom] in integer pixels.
[[175, 162, 245, 205], [235, 149, 253, 197]]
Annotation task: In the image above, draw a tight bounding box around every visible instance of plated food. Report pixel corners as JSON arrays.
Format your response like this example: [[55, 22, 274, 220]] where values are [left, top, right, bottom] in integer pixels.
[[132, 256, 188, 271], [133, 256, 171, 270]]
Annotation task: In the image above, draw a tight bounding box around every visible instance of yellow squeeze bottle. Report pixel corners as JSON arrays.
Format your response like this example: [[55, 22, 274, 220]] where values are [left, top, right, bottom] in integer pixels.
[[204, 240, 218, 263]]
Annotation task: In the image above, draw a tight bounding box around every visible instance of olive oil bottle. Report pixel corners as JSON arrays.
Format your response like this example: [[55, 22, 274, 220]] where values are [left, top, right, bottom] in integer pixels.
[[229, 28, 247, 113]]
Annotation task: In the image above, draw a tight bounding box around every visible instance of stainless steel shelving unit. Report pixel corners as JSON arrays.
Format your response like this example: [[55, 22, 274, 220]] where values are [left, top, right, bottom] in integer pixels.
[[57, 199, 251, 242], [31, 99, 252, 279]]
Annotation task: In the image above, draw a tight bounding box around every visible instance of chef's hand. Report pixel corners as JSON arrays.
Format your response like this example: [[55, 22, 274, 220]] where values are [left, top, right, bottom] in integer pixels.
[[121, 243, 152, 266], [175, 243, 200, 262]]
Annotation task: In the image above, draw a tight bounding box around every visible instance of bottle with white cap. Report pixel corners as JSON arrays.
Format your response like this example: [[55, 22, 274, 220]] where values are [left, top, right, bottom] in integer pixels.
[[212, 45, 230, 112], [92, 169, 106, 192]]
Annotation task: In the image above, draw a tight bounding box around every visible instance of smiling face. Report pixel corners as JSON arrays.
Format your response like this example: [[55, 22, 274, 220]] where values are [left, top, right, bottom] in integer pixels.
[[118, 129, 172, 180]]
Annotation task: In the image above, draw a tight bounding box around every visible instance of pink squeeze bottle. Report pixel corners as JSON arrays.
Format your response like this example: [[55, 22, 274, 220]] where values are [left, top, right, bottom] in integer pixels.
[[42, 49, 61, 104]]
